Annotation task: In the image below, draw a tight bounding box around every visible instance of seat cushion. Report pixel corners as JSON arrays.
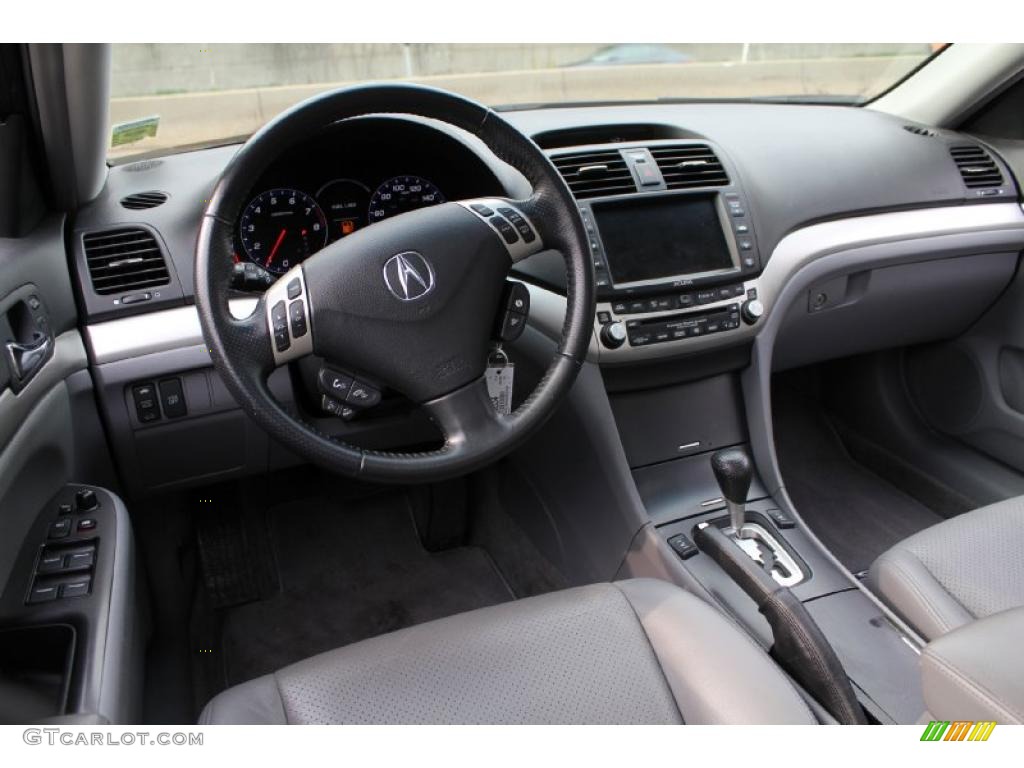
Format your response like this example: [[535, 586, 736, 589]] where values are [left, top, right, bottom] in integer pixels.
[[200, 578, 815, 725], [867, 495, 1024, 641]]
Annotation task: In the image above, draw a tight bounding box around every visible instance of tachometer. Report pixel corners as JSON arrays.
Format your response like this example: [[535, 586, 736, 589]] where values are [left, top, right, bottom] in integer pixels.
[[239, 188, 327, 275], [367, 175, 445, 223]]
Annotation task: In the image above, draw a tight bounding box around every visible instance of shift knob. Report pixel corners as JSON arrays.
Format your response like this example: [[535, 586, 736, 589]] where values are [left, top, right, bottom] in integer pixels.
[[711, 447, 752, 505]]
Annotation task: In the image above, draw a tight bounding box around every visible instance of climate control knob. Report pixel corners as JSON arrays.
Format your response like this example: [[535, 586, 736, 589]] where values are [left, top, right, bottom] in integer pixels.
[[600, 321, 628, 349], [741, 299, 764, 325]]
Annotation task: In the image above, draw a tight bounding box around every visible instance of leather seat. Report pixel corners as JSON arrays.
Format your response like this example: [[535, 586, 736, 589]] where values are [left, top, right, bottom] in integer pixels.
[[868, 495, 1024, 641], [200, 578, 816, 724]]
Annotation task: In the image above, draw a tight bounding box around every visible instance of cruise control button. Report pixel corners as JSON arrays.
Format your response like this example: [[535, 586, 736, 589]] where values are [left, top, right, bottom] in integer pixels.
[[346, 381, 381, 409], [288, 299, 308, 338], [497, 207, 536, 243], [490, 216, 519, 245], [321, 395, 356, 420]]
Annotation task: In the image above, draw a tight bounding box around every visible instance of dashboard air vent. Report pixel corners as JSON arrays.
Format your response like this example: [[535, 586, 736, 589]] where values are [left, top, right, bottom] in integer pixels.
[[82, 228, 170, 295], [651, 145, 729, 189], [950, 145, 1004, 189], [551, 150, 636, 199], [121, 159, 164, 172], [902, 124, 936, 137], [120, 191, 168, 210]]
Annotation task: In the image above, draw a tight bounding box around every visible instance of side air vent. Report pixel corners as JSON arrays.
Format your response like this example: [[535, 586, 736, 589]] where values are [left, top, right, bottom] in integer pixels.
[[82, 228, 170, 295], [120, 191, 168, 210], [651, 145, 729, 189], [950, 145, 1004, 189], [551, 150, 636, 199], [903, 124, 936, 137]]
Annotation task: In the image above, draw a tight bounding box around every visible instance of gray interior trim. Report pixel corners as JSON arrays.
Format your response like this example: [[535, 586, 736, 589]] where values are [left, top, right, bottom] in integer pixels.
[[0, 331, 87, 450]]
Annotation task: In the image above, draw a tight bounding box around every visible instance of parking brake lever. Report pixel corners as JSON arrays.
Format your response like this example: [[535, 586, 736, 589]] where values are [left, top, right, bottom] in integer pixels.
[[694, 522, 867, 724]]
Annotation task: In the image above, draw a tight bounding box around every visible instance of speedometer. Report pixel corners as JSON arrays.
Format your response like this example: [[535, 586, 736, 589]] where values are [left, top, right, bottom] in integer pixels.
[[367, 175, 446, 223], [239, 188, 327, 275]]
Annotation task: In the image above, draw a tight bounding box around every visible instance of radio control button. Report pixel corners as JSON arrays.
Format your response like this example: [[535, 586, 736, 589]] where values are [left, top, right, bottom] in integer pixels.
[[600, 321, 627, 349], [695, 289, 718, 305]]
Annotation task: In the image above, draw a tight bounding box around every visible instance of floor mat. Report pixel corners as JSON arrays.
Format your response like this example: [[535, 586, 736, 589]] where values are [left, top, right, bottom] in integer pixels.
[[773, 385, 944, 575], [219, 490, 514, 686]]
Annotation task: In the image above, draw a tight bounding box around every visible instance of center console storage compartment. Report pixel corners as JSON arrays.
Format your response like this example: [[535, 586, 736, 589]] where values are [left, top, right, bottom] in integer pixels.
[[0, 624, 75, 723]]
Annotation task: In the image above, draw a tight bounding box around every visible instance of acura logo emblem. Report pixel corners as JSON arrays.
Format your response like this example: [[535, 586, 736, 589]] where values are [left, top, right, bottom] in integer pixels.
[[383, 251, 435, 301]]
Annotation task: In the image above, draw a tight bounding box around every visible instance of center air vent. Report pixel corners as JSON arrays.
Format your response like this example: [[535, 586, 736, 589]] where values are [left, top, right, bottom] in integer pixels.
[[651, 145, 729, 189], [950, 145, 1004, 189], [82, 228, 170, 295], [120, 190, 168, 210], [551, 150, 636, 199]]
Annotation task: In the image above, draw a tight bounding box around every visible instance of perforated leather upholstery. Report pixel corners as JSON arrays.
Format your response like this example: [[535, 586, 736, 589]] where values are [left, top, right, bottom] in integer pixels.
[[868, 495, 1024, 641], [200, 579, 816, 725]]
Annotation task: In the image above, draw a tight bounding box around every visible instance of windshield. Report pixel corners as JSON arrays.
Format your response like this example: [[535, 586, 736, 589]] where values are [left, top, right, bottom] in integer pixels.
[[108, 43, 942, 160]]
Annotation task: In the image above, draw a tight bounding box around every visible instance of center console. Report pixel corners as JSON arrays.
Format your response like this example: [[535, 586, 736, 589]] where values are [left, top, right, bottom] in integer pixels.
[[561, 142, 765, 361]]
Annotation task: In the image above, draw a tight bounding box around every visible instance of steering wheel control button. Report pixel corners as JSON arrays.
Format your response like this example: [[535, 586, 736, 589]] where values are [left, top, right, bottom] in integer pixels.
[[288, 299, 308, 338], [469, 203, 494, 217], [271, 300, 291, 352], [490, 216, 519, 245], [667, 533, 699, 560], [500, 311, 527, 342], [287, 278, 302, 299], [74, 488, 99, 513], [321, 395, 356, 420], [48, 517, 72, 540], [497, 207, 536, 243], [318, 367, 354, 399], [346, 381, 381, 409], [131, 383, 161, 423]]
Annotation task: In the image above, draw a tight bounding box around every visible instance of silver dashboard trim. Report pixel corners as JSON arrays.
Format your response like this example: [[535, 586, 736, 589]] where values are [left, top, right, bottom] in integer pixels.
[[84, 202, 1024, 367], [85, 298, 258, 365]]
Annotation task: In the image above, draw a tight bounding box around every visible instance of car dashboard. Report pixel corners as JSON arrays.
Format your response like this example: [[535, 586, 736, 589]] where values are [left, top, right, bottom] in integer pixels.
[[72, 100, 1024, 497]]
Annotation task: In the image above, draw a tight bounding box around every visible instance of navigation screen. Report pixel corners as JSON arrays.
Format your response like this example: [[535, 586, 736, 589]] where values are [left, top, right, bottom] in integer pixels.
[[594, 194, 734, 284]]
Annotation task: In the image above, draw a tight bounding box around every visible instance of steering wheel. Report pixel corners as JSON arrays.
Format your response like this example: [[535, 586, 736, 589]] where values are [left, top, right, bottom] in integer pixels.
[[195, 84, 594, 483]]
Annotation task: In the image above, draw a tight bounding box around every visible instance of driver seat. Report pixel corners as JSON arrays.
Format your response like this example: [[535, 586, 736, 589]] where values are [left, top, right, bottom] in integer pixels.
[[199, 579, 816, 724]]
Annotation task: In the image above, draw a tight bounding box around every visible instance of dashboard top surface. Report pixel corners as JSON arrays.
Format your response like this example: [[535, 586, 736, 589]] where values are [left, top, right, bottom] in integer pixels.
[[73, 101, 1017, 322]]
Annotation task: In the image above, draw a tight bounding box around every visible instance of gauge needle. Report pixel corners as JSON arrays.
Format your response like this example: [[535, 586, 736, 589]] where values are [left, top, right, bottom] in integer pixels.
[[266, 228, 287, 267]]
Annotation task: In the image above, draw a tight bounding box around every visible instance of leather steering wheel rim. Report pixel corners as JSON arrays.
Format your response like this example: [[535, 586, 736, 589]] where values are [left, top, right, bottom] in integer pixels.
[[195, 83, 594, 483]]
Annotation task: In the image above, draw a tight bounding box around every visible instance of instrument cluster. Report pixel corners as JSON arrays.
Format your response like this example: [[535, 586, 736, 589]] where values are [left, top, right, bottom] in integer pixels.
[[232, 117, 505, 276]]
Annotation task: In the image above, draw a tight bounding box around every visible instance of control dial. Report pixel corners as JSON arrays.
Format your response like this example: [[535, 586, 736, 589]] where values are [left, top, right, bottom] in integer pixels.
[[600, 321, 627, 349], [742, 299, 764, 325]]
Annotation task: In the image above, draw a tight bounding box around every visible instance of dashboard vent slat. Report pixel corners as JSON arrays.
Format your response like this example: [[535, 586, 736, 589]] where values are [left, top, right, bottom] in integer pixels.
[[651, 145, 730, 189], [120, 190, 168, 210], [82, 228, 170, 295], [551, 150, 636, 199], [950, 145, 1004, 189]]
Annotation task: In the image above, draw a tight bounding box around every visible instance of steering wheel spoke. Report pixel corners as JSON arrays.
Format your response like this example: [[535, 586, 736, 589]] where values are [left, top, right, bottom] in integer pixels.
[[457, 197, 546, 263], [423, 376, 510, 455]]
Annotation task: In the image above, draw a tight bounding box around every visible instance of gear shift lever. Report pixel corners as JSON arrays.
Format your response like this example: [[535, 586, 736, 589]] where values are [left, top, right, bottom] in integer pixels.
[[711, 447, 752, 539]]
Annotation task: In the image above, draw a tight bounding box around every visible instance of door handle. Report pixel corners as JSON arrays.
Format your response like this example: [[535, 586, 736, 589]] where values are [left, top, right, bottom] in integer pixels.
[[6, 332, 53, 389]]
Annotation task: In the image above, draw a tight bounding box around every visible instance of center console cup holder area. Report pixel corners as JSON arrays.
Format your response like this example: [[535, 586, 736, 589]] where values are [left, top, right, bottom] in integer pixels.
[[0, 624, 76, 723]]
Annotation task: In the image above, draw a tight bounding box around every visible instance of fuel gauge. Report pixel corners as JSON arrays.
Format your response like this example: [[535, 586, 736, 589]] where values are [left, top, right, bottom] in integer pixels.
[[316, 179, 371, 242]]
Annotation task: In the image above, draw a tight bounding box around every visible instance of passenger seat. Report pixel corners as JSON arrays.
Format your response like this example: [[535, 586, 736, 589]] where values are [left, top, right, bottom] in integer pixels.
[[867, 496, 1024, 641]]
